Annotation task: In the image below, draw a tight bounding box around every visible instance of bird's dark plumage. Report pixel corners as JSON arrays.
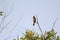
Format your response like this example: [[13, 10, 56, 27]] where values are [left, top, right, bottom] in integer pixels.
[[33, 16, 36, 26]]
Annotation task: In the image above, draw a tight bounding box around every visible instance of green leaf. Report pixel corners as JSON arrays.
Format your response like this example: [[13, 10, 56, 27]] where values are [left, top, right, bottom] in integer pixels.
[[0, 11, 4, 16]]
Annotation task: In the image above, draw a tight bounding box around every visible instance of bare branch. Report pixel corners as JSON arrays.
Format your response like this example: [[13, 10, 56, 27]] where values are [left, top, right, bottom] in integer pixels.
[[0, 0, 14, 33], [35, 15, 43, 35], [0, 20, 12, 33], [5, 16, 22, 40], [52, 18, 59, 29]]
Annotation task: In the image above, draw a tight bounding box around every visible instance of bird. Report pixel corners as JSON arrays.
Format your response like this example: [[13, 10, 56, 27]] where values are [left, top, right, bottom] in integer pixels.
[[33, 16, 36, 26]]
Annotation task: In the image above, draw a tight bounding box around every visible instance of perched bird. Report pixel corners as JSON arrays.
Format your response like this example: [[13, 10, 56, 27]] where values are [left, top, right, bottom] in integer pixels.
[[33, 16, 36, 26]]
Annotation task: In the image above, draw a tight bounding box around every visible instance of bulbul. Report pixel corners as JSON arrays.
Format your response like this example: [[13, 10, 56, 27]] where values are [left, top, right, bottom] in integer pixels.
[[33, 16, 36, 26]]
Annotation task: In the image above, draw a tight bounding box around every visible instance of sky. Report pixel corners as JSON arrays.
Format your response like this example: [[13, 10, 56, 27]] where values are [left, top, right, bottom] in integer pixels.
[[0, 0, 60, 40]]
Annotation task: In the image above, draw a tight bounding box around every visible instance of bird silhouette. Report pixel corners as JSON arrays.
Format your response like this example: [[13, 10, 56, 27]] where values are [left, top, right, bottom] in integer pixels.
[[33, 16, 36, 26]]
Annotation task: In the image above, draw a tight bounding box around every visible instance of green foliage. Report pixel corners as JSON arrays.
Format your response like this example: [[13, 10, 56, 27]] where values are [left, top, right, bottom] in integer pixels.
[[0, 11, 4, 16], [13, 29, 60, 40], [20, 30, 34, 40], [20, 29, 60, 40]]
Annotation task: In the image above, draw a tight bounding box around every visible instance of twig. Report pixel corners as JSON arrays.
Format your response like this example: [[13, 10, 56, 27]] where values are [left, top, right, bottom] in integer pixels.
[[52, 18, 59, 29], [35, 15, 43, 35], [0, 20, 12, 33], [5, 17, 22, 40]]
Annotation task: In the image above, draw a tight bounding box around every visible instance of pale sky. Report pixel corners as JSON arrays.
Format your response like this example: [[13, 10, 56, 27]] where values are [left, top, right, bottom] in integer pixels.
[[0, 0, 60, 40]]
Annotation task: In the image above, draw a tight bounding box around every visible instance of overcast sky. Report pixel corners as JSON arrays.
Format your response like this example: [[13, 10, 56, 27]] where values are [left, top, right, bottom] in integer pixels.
[[0, 0, 60, 40]]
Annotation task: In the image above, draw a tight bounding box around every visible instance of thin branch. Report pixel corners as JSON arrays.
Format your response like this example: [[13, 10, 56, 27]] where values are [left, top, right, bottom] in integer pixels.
[[5, 8, 23, 40], [0, 14, 7, 28], [35, 15, 43, 35], [0, 20, 12, 33], [52, 18, 59, 29], [5, 17, 22, 40], [17, 35, 19, 40], [0, 0, 14, 33]]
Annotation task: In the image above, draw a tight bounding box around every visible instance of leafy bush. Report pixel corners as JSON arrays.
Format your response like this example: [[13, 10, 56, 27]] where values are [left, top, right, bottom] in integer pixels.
[[20, 29, 60, 40]]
